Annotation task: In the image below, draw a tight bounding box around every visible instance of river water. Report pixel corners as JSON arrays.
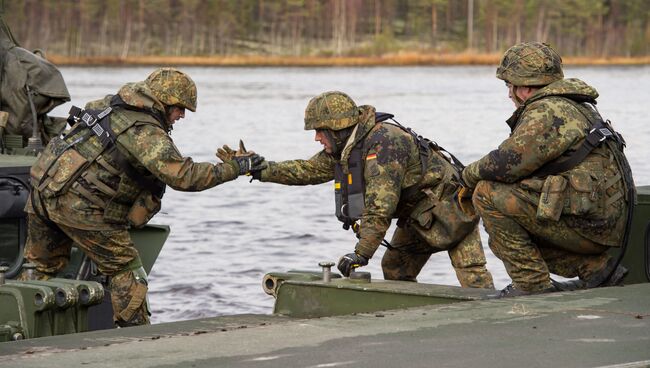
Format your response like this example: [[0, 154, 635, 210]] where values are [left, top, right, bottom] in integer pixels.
[[53, 65, 650, 323]]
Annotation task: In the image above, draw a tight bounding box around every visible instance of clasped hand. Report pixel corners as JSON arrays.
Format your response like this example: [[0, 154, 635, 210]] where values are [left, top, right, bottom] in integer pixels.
[[216, 140, 266, 175]]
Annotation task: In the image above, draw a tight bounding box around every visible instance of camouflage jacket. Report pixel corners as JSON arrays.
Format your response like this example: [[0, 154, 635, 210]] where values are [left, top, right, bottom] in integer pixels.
[[29, 82, 239, 230], [261, 105, 463, 258], [463, 78, 628, 246]]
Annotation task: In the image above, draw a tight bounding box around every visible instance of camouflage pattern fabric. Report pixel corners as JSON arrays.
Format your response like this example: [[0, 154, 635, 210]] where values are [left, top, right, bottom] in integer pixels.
[[304, 91, 360, 131], [262, 104, 494, 288], [20, 214, 149, 325], [463, 78, 628, 292], [382, 225, 493, 288], [473, 180, 611, 291], [145, 68, 197, 112], [22, 76, 241, 325], [27, 81, 240, 230], [110, 267, 149, 326], [496, 42, 564, 87]]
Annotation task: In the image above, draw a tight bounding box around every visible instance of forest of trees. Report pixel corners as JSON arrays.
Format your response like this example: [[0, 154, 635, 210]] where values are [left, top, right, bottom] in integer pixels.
[[4, 0, 649, 59]]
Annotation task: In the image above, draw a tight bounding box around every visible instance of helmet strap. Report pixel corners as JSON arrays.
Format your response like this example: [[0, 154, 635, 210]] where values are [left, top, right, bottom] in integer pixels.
[[162, 105, 175, 132], [511, 85, 525, 107], [328, 126, 356, 156]]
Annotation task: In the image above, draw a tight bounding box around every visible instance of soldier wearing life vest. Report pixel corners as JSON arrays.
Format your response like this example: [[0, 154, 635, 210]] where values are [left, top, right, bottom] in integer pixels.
[[245, 91, 494, 289], [462, 42, 635, 297], [20, 68, 265, 326]]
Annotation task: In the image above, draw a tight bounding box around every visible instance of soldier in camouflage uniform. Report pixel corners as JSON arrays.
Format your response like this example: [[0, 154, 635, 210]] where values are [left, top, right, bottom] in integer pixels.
[[462, 42, 633, 297], [244, 91, 494, 288], [20, 68, 264, 326]]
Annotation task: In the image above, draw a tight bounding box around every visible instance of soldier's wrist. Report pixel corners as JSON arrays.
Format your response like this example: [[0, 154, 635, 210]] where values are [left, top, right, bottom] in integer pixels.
[[354, 245, 373, 260], [221, 160, 241, 179], [461, 167, 477, 189], [257, 162, 275, 182]]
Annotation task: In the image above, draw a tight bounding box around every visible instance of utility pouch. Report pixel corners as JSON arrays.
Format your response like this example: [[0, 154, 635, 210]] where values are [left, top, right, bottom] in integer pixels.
[[30, 137, 65, 184], [41, 149, 89, 198], [409, 186, 478, 250], [536, 175, 567, 221], [519, 178, 545, 192], [126, 191, 162, 228], [31, 137, 89, 199], [102, 175, 140, 224], [563, 170, 603, 218], [408, 194, 436, 229]]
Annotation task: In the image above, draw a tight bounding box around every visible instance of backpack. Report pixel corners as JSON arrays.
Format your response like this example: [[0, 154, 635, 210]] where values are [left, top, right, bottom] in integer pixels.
[[0, 16, 70, 149]]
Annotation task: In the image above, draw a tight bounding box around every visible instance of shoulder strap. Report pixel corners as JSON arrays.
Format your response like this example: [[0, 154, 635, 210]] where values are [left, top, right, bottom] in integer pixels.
[[533, 98, 619, 177], [532, 97, 635, 287], [110, 95, 168, 131], [66, 106, 165, 197], [375, 111, 465, 175]]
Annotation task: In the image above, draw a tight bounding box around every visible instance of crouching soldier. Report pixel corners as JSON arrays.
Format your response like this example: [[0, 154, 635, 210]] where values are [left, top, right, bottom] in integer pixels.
[[20, 68, 264, 326], [236, 91, 493, 288], [462, 42, 635, 297]]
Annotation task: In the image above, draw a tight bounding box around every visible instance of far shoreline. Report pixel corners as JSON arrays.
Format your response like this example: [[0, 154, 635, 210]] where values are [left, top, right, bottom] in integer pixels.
[[47, 53, 650, 67]]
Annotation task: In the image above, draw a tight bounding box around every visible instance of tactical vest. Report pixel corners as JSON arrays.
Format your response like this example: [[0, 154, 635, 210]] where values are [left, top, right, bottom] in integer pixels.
[[334, 140, 364, 229], [508, 95, 636, 254], [529, 97, 635, 212], [30, 96, 166, 227], [520, 95, 635, 279], [333, 113, 466, 230]]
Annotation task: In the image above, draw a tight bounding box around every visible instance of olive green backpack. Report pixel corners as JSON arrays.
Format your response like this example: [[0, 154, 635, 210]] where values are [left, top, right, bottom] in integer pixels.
[[0, 15, 70, 150]]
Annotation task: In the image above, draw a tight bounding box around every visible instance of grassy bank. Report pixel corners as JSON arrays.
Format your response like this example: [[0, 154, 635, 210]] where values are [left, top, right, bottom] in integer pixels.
[[47, 53, 650, 67]]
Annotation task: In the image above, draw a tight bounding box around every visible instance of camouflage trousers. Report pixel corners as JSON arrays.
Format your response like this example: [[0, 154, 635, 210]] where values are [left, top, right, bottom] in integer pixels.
[[381, 225, 494, 289], [473, 180, 611, 292], [19, 214, 150, 326]]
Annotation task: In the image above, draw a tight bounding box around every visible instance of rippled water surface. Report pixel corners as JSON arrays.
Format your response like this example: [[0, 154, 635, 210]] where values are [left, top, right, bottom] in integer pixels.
[[54, 65, 650, 323]]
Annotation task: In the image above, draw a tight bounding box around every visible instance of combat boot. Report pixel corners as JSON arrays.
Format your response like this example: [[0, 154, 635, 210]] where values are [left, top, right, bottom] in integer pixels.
[[550, 278, 586, 291], [584, 258, 628, 288], [488, 283, 557, 299]]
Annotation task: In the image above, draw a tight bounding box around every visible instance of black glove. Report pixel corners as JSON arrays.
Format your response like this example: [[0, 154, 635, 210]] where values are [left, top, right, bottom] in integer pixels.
[[337, 252, 368, 277], [233, 153, 266, 175], [250, 167, 263, 181]]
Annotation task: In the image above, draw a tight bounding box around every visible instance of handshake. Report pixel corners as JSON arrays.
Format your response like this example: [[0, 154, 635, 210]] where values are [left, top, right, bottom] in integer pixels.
[[216, 140, 267, 177]]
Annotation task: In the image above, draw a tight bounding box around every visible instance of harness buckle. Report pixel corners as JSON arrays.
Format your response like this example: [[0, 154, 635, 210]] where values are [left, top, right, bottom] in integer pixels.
[[588, 126, 613, 143], [81, 112, 97, 127], [597, 128, 613, 142]]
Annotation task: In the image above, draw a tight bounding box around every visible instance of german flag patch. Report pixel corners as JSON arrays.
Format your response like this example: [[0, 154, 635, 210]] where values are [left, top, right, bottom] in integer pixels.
[[366, 153, 377, 160]]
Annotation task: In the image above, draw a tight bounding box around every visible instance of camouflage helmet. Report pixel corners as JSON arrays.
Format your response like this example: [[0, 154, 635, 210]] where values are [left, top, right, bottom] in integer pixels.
[[145, 67, 197, 112], [304, 91, 360, 131], [496, 42, 564, 87]]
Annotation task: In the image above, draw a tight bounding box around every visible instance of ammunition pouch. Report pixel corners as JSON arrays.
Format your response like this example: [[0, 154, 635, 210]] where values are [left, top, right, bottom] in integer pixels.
[[536, 175, 567, 221], [564, 169, 605, 218], [31, 105, 166, 227], [101, 169, 141, 224], [126, 191, 163, 228], [518, 170, 607, 222], [31, 137, 90, 199]]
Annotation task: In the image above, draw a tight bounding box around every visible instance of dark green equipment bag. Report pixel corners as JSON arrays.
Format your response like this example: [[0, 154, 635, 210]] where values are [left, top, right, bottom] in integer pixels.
[[0, 16, 70, 150]]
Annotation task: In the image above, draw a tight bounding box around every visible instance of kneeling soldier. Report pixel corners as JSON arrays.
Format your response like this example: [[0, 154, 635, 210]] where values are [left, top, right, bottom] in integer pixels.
[[462, 43, 634, 297]]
